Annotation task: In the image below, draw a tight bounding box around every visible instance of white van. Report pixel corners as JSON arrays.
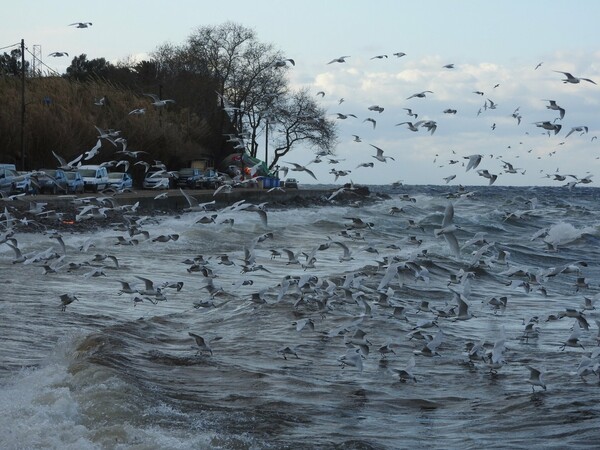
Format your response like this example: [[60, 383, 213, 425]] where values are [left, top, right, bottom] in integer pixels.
[[77, 165, 109, 192]]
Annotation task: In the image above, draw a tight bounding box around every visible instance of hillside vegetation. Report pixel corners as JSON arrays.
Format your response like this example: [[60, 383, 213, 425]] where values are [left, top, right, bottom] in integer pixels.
[[0, 75, 223, 171]]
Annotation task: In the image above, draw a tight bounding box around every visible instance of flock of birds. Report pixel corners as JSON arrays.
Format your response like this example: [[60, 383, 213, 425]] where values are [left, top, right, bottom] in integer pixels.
[[1, 176, 600, 395], [4, 26, 599, 400], [264, 52, 599, 188], [43, 25, 598, 190]]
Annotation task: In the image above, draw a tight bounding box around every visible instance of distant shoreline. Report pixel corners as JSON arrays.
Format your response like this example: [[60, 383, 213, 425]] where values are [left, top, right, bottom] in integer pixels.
[[1, 186, 382, 233]]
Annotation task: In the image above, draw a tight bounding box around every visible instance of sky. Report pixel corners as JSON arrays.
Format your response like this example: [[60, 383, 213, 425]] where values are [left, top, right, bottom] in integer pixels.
[[3, 0, 600, 187]]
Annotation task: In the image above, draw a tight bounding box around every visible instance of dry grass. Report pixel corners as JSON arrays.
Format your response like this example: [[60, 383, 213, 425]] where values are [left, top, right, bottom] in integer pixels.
[[0, 76, 220, 170]]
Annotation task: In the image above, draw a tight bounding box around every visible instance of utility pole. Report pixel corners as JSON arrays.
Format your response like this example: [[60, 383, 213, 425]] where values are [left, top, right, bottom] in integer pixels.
[[158, 83, 163, 128], [20, 38, 25, 170], [264, 118, 269, 168]]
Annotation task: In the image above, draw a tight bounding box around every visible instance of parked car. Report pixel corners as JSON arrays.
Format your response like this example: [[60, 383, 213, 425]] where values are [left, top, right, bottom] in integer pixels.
[[216, 172, 235, 188], [0, 167, 34, 195], [107, 172, 133, 190], [176, 168, 202, 188], [77, 165, 109, 192], [143, 170, 173, 189], [284, 178, 299, 189], [14, 171, 36, 194], [186, 168, 217, 189], [64, 171, 85, 194], [32, 169, 68, 194]]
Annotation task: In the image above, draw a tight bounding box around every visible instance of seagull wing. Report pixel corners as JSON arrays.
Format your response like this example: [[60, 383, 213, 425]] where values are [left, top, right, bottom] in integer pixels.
[[442, 203, 454, 227], [303, 167, 318, 180]]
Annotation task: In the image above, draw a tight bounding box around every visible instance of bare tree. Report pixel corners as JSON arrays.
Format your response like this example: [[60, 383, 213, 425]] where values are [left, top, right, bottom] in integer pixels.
[[263, 88, 337, 169], [179, 22, 336, 164]]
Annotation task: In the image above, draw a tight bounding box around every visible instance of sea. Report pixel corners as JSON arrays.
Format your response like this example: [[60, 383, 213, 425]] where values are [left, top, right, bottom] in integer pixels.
[[1, 184, 599, 450]]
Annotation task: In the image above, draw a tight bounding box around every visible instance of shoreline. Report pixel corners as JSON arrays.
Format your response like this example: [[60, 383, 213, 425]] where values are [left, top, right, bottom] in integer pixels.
[[1, 185, 384, 233]]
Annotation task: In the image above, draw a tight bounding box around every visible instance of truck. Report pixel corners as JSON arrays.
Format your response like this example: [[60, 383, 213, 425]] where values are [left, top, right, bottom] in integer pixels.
[[77, 165, 110, 192]]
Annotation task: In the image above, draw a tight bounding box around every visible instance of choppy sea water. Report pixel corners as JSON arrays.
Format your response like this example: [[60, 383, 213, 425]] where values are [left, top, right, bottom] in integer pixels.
[[1, 185, 600, 450]]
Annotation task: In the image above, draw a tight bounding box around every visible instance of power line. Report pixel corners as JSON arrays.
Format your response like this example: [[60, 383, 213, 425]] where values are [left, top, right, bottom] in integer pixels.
[[0, 42, 21, 52], [24, 47, 61, 76]]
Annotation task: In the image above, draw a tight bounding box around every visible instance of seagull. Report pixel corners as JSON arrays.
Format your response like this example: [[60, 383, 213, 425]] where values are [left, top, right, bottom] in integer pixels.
[[370, 144, 395, 163], [48, 52, 69, 57], [272, 58, 295, 67], [403, 108, 418, 119], [406, 90, 433, 100], [370, 54, 388, 60], [117, 280, 137, 295], [143, 93, 175, 107], [526, 366, 547, 392], [213, 184, 233, 196], [534, 62, 543, 70], [434, 202, 460, 257], [393, 356, 417, 382], [84, 139, 102, 160], [283, 161, 318, 180], [565, 126, 589, 138], [135, 275, 162, 297], [443, 174, 456, 184], [52, 150, 83, 171], [338, 349, 364, 371], [69, 22, 92, 28], [477, 169, 498, 185], [332, 240, 353, 262], [128, 108, 146, 115], [420, 120, 437, 135], [554, 70, 596, 85], [464, 154, 483, 171], [356, 162, 374, 169], [395, 121, 424, 132], [363, 118, 376, 129], [443, 63, 455, 69], [542, 100, 566, 120], [327, 56, 350, 64], [188, 332, 213, 355], [393, 52, 406, 57], [534, 121, 562, 135], [59, 293, 78, 311]]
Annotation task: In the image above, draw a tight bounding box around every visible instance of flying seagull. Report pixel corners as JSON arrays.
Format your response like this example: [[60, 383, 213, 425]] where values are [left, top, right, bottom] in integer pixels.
[[144, 93, 175, 107], [69, 22, 92, 28], [464, 154, 483, 171], [554, 70, 596, 85], [327, 56, 350, 64], [370, 144, 395, 163], [48, 52, 69, 57], [565, 126, 589, 138], [272, 58, 295, 68], [542, 99, 566, 120], [407, 91, 433, 100], [283, 161, 318, 180]]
